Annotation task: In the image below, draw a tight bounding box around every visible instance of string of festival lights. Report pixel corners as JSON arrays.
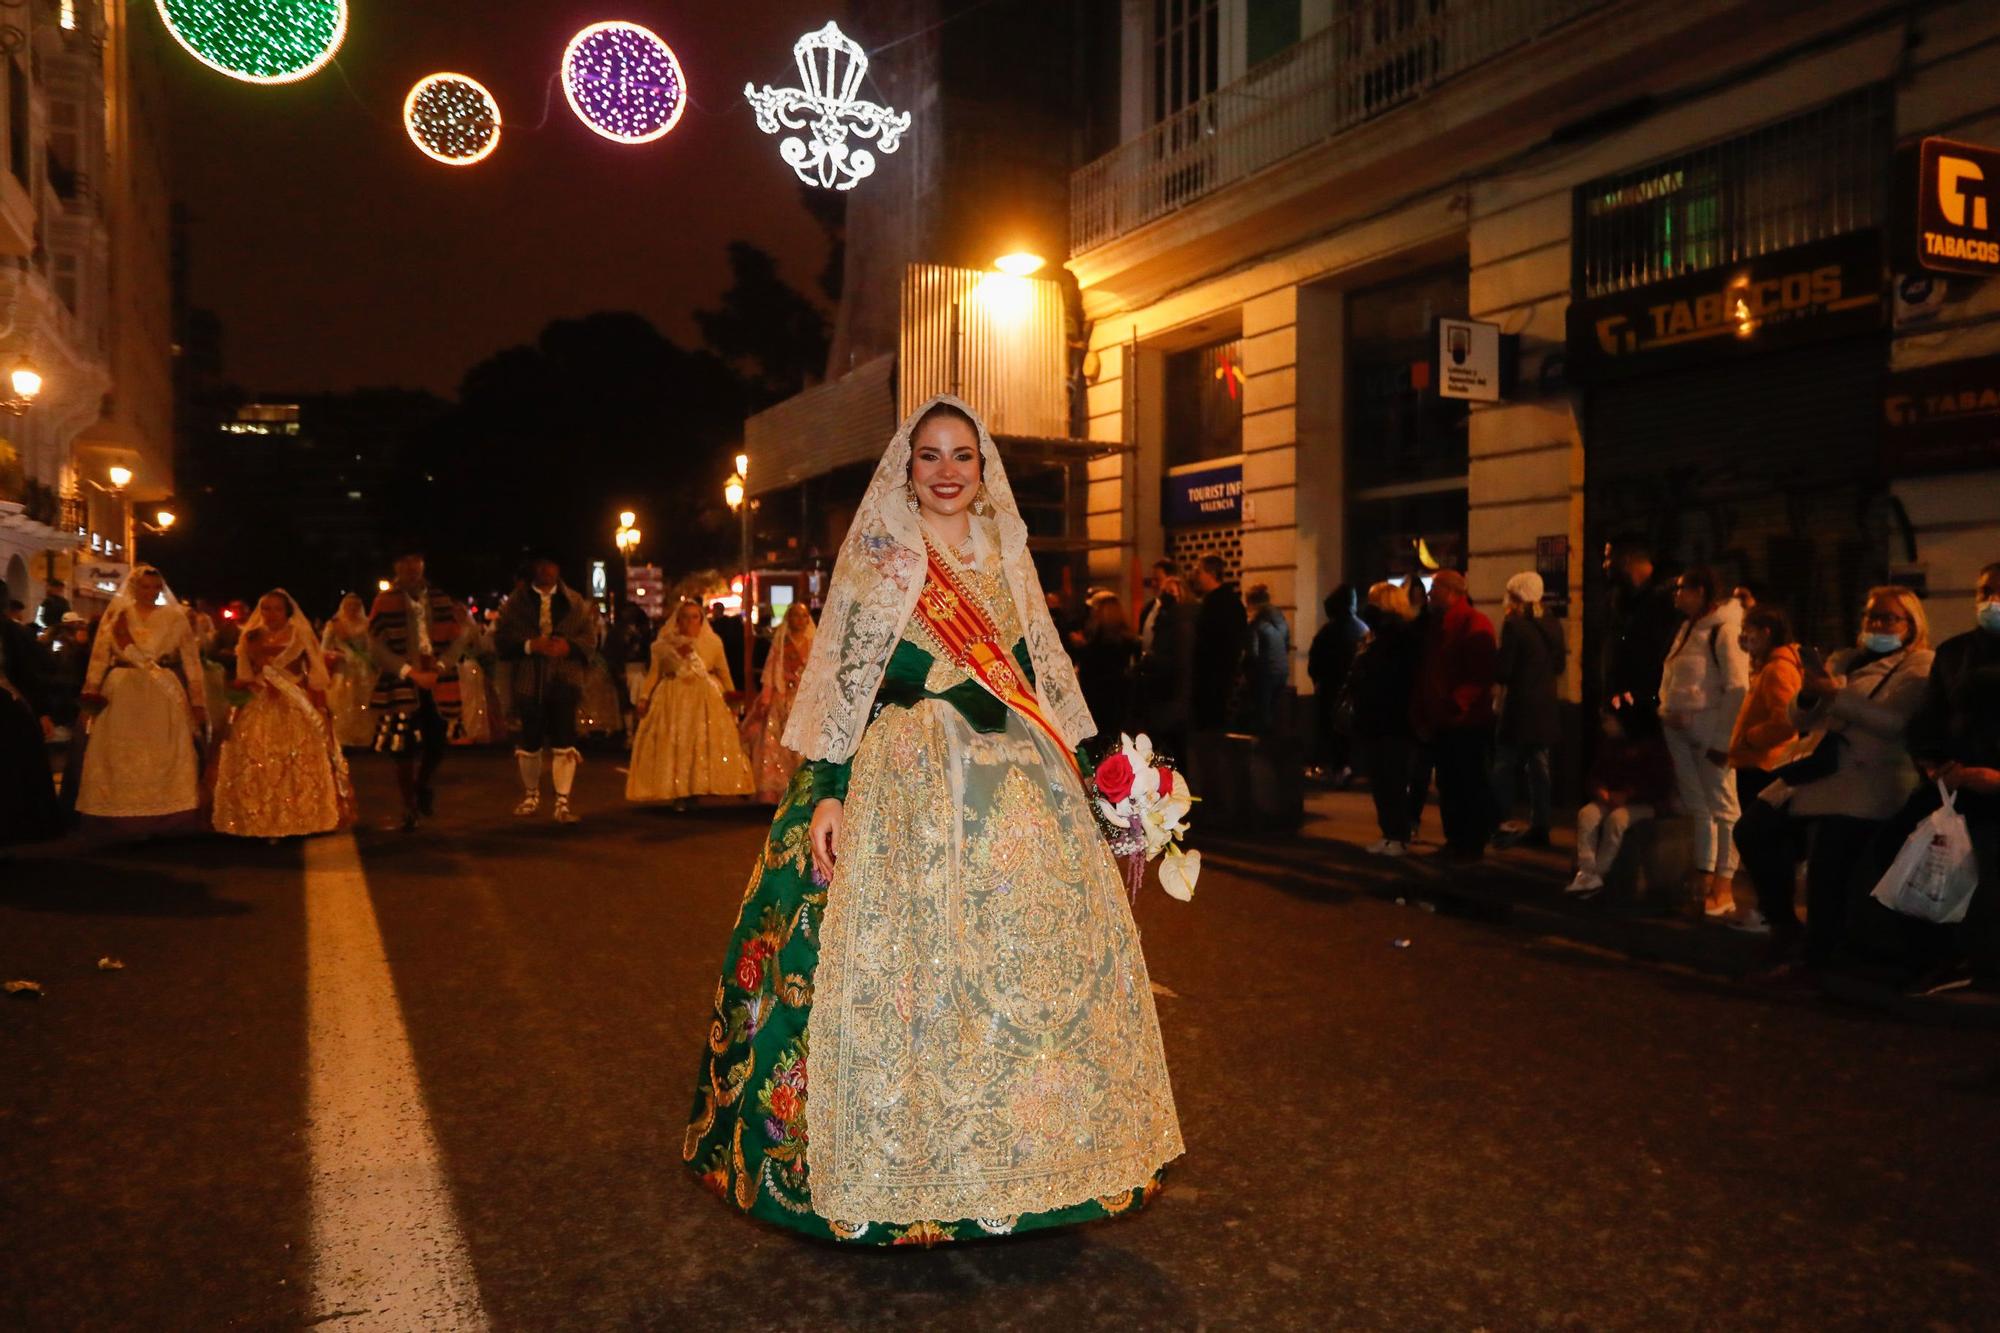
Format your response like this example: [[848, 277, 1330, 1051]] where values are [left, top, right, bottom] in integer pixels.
[[153, 2, 913, 189]]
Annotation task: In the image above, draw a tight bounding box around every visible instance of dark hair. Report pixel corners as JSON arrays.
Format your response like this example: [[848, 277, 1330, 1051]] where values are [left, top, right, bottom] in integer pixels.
[[1325, 583, 1357, 618], [1743, 605, 1792, 645], [1674, 565, 1720, 606], [1980, 560, 2000, 584], [1608, 535, 1654, 563], [1153, 558, 1179, 577], [1199, 554, 1227, 579]]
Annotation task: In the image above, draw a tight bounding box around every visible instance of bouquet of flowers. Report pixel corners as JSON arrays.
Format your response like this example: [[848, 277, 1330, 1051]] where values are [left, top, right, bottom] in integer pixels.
[[1089, 733, 1200, 903]]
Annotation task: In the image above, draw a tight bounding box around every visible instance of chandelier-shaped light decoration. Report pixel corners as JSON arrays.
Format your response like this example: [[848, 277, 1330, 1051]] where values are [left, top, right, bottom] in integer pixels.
[[562, 20, 688, 145], [744, 21, 910, 190], [155, 0, 347, 85], [404, 73, 502, 166]]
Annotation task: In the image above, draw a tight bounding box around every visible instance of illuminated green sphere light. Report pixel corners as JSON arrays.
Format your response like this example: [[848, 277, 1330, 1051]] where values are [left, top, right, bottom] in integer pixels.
[[155, 0, 348, 85]]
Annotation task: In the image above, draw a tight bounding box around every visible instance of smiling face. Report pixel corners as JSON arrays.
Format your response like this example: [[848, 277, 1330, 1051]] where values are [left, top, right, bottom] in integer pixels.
[[909, 411, 982, 521]]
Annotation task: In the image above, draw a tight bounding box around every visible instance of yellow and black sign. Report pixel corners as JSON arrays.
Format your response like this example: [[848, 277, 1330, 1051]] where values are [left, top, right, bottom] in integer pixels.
[[1567, 231, 1884, 383], [1915, 136, 2000, 277]]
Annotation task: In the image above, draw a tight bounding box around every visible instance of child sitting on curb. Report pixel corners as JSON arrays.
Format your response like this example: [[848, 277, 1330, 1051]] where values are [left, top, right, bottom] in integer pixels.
[[1569, 696, 1674, 897]]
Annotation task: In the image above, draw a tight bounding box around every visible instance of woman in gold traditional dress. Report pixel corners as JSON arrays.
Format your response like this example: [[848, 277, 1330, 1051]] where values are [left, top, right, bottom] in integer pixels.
[[683, 395, 1183, 1245], [627, 599, 753, 807], [213, 590, 354, 838], [321, 593, 377, 749], [737, 600, 815, 803]]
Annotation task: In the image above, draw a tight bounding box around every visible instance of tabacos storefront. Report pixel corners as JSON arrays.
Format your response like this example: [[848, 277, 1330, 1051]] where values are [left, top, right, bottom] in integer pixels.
[[1567, 92, 1896, 670]]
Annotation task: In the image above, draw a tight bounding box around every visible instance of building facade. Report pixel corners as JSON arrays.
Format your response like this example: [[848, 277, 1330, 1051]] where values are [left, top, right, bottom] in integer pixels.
[[0, 0, 172, 614], [1070, 0, 2000, 736]]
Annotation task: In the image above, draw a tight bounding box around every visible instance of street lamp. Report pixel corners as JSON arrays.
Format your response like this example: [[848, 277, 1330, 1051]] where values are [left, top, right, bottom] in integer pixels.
[[102, 464, 136, 563], [4, 357, 43, 414], [725, 457, 751, 674], [993, 251, 1046, 277]]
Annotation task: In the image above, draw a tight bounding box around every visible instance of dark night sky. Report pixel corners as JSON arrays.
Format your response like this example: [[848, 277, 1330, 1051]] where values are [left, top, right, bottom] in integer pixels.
[[165, 1, 846, 396]]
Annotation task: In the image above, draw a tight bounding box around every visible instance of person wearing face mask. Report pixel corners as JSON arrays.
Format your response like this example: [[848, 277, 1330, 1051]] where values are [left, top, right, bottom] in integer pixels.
[[1733, 586, 1933, 983], [1845, 563, 2000, 992]]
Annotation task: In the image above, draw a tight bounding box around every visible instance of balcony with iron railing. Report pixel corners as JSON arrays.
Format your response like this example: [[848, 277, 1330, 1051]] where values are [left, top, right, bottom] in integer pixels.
[[1071, 0, 1609, 256]]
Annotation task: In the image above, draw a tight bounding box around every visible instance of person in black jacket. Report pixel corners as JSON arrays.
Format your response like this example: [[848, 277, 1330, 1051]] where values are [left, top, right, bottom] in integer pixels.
[[0, 578, 62, 844], [1137, 571, 1197, 761], [1846, 561, 2000, 991], [1308, 583, 1368, 782], [1602, 538, 1680, 715], [1190, 554, 1247, 731], [1076, 592, 1140, 748], [1491, 571, 1568, 847], [1352, 581, 1424, 855]]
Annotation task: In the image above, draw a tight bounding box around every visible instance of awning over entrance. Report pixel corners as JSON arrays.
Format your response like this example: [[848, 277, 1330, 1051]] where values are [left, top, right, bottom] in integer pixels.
[[744, 355, 897, 496]]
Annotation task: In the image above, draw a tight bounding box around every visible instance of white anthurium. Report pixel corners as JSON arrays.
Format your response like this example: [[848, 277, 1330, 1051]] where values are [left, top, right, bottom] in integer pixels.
[[1158, 846, 1199, 901]]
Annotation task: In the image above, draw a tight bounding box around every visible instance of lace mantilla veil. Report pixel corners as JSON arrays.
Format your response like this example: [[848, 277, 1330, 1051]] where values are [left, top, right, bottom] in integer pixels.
[[238, 588, 331, 690], [780, 393, 1095, 763]]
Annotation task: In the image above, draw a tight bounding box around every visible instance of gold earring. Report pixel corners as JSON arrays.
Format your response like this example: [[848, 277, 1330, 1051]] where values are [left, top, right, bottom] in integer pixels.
[[905, 485, 921, 513]]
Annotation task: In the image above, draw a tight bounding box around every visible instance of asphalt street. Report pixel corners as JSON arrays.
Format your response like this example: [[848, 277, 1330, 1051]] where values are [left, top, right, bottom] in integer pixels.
[[3, 746, 1997, 1331]]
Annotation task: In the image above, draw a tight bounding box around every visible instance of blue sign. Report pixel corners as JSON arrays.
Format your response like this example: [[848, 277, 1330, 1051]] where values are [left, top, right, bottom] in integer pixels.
[[1163, 461, 1243, 527]]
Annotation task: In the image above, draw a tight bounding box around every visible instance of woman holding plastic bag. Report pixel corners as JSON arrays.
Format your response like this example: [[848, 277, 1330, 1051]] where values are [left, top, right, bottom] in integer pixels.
[[1848, 563, 2000, 992], [1731, 586, 1932, 982]]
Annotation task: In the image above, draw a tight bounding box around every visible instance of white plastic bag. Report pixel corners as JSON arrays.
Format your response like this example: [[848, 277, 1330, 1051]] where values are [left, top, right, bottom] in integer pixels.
[[1870, 781, 1980, 924]]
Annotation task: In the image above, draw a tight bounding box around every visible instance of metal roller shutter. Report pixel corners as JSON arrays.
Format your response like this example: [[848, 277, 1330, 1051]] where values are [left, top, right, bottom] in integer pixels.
[[1585, 335, 1889, 653]]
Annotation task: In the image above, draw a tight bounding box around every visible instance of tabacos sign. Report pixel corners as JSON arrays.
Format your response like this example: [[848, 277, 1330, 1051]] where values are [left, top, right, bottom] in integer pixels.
[[1915, 137, 2000, 276], [1882, 354, 2000, 477], [1566, 231, 1884, 382]]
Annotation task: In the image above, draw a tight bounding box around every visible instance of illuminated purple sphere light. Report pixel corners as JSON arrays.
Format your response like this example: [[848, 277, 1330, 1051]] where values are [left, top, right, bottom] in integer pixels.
[[562, 20, 688, 145]]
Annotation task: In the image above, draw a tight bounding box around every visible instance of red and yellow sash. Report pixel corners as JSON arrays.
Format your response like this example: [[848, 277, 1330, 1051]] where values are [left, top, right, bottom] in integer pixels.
[[914, 540, 1077, 776]]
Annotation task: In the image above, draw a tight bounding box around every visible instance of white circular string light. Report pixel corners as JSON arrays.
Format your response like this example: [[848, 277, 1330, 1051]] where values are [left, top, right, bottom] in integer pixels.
[[403, 73, 503, 166]]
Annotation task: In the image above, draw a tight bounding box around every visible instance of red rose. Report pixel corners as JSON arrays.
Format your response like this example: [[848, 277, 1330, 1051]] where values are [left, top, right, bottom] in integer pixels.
[[1094, 752, 1135, 804], [1158, 767, 1174, 796], [735, 954, 764, 992]]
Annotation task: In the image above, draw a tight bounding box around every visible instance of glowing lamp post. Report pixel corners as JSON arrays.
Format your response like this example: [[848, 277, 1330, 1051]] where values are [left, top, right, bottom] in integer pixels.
[[725, 459, 751, 675], [4, 358, 43, 414]]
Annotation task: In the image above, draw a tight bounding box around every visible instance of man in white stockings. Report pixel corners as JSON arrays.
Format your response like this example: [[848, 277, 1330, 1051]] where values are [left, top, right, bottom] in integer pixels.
[[494, 556, 598, 824]]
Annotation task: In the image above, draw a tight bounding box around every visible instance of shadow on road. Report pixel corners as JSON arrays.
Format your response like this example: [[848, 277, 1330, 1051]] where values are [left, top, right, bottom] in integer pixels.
[[0, 858, 255, 918]]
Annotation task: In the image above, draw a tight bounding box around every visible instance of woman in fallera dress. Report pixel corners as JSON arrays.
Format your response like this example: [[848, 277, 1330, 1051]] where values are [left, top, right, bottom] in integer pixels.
[[737, 600, 815, 803], [683, 395, 1183, 1246], [321, 593, 377, 749], [627, 599, 754, 806], [76, 565, 209, 837], [213, 590, 354, 839]]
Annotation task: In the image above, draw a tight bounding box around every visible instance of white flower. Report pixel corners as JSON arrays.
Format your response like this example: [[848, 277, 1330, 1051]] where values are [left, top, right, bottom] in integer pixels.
[[1158, 846, 1199, 901]]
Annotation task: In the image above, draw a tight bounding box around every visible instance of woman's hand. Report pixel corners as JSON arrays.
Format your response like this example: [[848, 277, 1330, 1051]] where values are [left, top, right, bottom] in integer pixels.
[[809, 798, 844, 884]]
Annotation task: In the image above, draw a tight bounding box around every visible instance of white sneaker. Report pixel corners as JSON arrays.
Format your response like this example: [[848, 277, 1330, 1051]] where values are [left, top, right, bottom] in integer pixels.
[[1565, 871, 1604, 895], [513, 793, 541, 817], [1727, 909, 1771, 934], [1380, 841, 1408, 858], [1365, 839, 1390, 855]]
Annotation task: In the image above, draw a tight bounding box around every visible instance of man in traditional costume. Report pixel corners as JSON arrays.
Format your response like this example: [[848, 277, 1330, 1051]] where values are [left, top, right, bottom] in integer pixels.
[[369, 549, 470, 831], [494, 557, 598, 824], [683, 395, 1183, 1245]]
